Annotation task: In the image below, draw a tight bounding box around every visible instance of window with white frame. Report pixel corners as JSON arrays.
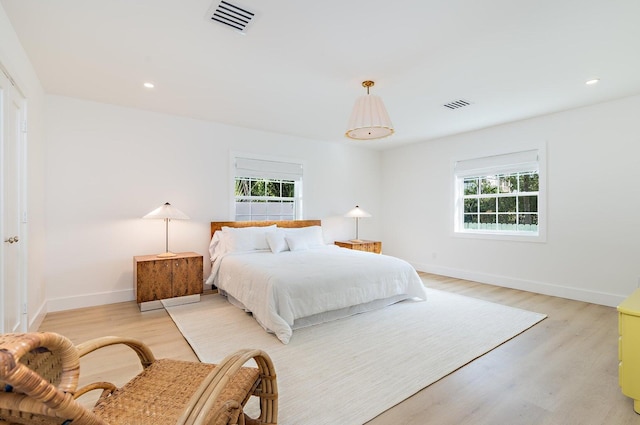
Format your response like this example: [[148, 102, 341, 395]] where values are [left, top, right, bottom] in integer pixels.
[[233, 156, 303, 221], [453, 149, 544, 240]]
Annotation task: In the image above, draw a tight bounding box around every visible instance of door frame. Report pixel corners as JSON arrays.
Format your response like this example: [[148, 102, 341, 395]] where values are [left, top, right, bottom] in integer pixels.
[[0, 63, 28, 333]]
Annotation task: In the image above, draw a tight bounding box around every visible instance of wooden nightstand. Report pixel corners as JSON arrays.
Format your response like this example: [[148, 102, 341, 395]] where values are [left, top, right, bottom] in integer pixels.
[[334, 240, 382, 254], [134, 252, 203, 311]]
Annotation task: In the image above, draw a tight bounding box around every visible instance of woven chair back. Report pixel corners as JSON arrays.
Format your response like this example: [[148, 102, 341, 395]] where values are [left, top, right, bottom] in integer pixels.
[[0, 332, 106, 425]]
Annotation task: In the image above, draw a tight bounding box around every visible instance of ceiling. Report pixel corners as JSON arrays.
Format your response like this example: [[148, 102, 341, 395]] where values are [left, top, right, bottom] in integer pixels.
[[3, 0, 640, 150]]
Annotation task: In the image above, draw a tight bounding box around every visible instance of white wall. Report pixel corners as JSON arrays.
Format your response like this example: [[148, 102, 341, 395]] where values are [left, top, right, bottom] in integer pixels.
[[0, 5, 47, 329], [44, 95, 382, 311], [381, 94, 640, 306], [5, 0, 638, 315]]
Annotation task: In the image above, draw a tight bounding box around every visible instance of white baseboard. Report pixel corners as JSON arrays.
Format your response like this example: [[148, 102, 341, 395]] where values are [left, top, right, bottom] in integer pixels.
[[43, 266, 624, 314], [47, 289, 134, 313], [412, 262, 624, 307]]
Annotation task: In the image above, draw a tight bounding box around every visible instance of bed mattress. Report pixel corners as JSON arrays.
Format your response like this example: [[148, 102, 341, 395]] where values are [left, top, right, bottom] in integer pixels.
[[211, 245, 427, 343]]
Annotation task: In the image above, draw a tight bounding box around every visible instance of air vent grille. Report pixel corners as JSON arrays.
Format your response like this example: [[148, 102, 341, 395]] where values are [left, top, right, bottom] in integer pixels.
[[209, 0, 255, 33], [443, 99, 472, 110]]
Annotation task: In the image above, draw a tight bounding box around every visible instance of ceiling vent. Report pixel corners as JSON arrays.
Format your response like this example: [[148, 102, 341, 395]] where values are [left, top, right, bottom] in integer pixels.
[[443, 99, 472, 110], [208, 0, 255, 33]]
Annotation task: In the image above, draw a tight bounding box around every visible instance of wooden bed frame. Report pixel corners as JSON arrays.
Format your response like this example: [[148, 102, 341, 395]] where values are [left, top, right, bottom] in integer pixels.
[[210, 220, 321, 238]]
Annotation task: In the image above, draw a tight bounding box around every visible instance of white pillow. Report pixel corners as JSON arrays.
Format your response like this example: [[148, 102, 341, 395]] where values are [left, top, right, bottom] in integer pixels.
[[266, 230, 289, 253], [283, 225, 324, 247], [285, 233, 309, 251], [208, 230, 226, 261], [221, 225, 276, 253]]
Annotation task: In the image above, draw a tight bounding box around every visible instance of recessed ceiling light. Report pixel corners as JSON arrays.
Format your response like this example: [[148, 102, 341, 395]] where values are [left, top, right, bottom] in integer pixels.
[[143, 82, 155, 88], [585, 78, 600, 85]]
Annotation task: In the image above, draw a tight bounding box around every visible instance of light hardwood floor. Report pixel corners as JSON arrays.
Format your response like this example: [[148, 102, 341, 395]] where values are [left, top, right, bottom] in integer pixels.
[[38, 274, 640, 424]]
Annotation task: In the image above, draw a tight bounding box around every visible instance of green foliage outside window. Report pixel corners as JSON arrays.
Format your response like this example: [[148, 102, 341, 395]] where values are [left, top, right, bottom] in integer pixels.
[[235, 178, 295, 198], [462, 170, 539, 232], [235, 177, 297, 221]]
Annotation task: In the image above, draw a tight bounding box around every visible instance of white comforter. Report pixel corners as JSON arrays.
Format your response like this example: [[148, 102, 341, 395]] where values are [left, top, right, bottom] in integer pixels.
[[212, 245, 427, 343]]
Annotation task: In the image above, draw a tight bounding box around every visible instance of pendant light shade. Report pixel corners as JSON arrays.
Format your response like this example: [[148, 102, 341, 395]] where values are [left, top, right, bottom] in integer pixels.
[[346, 80, 394, 140]]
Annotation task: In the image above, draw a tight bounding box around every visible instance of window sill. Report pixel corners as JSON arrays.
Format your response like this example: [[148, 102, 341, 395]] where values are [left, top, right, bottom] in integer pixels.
[[452, 230, 546, 243]]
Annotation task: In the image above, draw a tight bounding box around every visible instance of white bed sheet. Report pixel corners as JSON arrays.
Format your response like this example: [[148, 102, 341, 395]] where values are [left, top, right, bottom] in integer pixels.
[[211, 245, 427, 343]]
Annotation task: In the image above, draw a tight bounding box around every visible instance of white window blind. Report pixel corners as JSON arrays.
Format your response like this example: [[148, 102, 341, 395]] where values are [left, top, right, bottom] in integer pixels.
[[454, 149, 539, 177], [234, 157, 303, 181]]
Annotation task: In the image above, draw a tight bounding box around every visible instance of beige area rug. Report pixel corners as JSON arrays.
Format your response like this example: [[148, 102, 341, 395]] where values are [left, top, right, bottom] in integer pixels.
[[164, 287, 546, 425]]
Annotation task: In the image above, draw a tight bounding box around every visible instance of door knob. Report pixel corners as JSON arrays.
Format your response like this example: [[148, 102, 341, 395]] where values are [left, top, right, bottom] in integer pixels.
[[4, 236, 18, 244]]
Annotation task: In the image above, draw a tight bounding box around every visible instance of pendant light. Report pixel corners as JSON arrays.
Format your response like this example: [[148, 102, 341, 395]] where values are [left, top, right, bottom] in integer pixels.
[[345, 80, 394, 140]]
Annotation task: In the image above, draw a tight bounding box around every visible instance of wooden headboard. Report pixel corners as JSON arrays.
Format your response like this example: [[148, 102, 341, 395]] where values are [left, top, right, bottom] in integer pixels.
[[210, 220, 321, 237]]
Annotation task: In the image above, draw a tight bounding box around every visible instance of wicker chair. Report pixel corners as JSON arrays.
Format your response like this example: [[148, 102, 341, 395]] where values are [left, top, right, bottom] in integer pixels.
[[0, 332, 277, 425]]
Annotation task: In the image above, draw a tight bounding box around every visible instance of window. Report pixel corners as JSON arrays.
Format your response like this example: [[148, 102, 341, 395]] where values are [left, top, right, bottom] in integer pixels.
[[462, 171, 539, 231], [454, 148, 544, 241], [233, 156, 303, 221]]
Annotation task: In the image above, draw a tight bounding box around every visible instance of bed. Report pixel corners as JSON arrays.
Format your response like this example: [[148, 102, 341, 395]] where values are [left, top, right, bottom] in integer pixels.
[[205, 220, 427, 344]]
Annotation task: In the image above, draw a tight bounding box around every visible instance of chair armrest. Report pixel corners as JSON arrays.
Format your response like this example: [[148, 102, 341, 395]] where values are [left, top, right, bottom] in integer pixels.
[[180, 349, 278, 425], [74, 381, 118, 400], [76, 336, 156, 368]]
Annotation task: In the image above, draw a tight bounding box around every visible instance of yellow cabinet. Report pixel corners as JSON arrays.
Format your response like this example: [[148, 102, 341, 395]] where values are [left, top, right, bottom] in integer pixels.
[[618, 288, 640, 413]]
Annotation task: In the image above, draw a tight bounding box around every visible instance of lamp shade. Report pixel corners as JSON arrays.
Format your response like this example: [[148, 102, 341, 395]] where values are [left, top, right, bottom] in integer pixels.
[[143, 202, 190, 220], [143, 202, 189, 257], [346, 94, 394, 140], [346, 80, 394, 140], [344, 205, 372, 218]]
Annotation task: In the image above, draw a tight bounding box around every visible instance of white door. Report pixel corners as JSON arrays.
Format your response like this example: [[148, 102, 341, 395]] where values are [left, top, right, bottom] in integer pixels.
[[1, 67, 27, 333]]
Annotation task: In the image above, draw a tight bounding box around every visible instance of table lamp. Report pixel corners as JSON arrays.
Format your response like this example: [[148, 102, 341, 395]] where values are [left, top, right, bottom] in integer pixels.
[[143, 202, 190, 257], [344, 205, 371, 242]]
